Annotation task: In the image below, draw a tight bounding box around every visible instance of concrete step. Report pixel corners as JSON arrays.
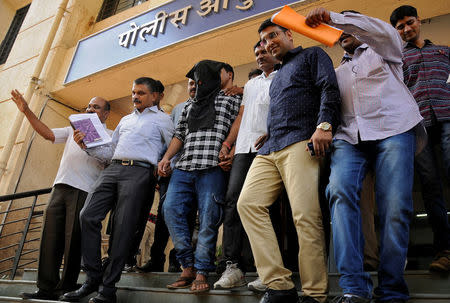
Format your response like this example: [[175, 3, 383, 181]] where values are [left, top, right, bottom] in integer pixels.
[[0, 278, 449, 303], [20, 269, 450, 294], [6, 269, 450, 302]]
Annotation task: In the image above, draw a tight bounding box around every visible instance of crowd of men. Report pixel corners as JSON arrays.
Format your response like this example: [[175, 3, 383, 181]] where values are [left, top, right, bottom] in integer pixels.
[[9, 4, 449, 303]]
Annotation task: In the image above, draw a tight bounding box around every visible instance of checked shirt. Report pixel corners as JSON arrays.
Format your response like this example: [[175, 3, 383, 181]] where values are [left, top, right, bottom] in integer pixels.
[[402, 40, 450, 127], [174, 91, 241, 171]]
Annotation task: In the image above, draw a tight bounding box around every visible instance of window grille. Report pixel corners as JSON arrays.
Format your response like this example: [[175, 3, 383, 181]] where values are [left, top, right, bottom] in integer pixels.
[[0, 4, 30, 65], [97, 0, 148, 21]]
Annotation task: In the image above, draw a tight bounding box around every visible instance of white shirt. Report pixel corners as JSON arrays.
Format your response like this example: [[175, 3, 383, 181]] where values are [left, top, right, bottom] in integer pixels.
[[52, 125, 112, 193], [87, 106, 174, 166], [235, 71, 277, 154]]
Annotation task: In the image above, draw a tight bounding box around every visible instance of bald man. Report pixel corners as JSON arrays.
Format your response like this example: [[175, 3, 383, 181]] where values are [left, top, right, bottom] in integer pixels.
[[10, 90, 112, 300]]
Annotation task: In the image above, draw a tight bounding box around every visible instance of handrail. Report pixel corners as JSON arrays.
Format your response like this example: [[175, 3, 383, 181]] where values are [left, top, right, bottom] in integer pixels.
[[0, 203, 46, 215], [0, 188, 51, 202], [0, 188, 51, 279]]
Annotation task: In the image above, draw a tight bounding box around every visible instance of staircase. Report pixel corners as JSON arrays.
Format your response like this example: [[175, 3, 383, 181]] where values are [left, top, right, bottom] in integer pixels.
[[0, 269, 448, 302]]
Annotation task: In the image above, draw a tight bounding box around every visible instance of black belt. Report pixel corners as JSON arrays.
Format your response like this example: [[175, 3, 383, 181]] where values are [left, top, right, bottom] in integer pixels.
[[112, 159, 154, 169]]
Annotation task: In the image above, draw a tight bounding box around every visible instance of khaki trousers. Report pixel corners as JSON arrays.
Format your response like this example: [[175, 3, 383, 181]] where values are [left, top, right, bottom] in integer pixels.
[[237, 141, 328, 302]]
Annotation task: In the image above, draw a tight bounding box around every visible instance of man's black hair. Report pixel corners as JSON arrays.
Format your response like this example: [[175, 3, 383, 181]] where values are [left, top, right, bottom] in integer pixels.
[[104, 100, 111, 111], [258, 19, 287, 34], [154, 80, 165, 93], [253, 40, 262, 50], [133, 77, 163, 93], [248, 68, 263, 80], [222, 63, 234, 81], [340, 10, 361, 14], [390, 5, 418, 27]]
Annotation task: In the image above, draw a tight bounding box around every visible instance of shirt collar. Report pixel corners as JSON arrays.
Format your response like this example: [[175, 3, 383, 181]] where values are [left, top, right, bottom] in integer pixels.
[[281, 46, 303, 64], [254, 69, 278, 80], [339, 43, 369, 65], [405, 39, 433, 49], [133, 105, 159, 115]]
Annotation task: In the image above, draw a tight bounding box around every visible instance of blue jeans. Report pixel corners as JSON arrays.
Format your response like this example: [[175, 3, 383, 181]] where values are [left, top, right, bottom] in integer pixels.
[[163, 167, 225, 274], [326, 130, 415, 301], [415, 121, 450, 251]]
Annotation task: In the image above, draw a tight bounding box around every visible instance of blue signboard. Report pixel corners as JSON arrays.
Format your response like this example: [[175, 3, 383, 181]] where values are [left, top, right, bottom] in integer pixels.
[[64, 0, 303, 84]]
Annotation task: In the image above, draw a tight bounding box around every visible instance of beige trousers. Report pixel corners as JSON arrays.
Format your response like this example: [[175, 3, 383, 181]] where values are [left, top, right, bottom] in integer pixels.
[[237, 141, 328, 302]]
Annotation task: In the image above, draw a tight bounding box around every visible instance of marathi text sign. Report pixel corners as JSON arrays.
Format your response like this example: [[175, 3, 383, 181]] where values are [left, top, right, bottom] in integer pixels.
[[64, 0, 302, 84]]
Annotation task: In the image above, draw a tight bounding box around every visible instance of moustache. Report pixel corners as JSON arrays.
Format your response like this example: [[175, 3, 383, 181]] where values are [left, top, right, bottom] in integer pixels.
[[133, 99, 141, 104]]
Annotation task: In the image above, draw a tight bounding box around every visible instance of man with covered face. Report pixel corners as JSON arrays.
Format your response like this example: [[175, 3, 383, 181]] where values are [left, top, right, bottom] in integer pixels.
[[158, 60, 241, 293], [305, 8, 425, 303]]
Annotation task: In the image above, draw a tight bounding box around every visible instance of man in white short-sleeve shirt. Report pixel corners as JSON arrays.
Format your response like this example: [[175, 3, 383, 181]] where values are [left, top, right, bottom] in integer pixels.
[[10, 89, 111, 300]]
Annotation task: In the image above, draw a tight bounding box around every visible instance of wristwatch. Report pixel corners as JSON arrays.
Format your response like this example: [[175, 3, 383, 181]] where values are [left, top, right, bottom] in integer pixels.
[[317, 122, 332, 131]]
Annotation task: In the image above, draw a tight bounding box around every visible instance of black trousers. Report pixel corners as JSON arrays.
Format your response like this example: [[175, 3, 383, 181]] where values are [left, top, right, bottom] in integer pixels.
[[222, 153, 257, 271], [37, 184, 87, 292], [80, 163, 156, 297]]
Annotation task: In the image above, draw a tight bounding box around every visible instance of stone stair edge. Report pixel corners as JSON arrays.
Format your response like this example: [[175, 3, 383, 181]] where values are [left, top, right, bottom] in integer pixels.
[[1, 280, 450, 300]]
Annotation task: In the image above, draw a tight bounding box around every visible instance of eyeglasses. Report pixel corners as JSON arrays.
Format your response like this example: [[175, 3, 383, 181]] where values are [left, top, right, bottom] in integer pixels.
[[260, 30, 284, 47]]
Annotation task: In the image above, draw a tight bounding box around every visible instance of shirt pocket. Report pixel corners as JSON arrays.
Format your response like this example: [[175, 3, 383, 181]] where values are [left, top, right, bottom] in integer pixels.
[[355, 60, 389, 119], [137, 122, 160, 142]]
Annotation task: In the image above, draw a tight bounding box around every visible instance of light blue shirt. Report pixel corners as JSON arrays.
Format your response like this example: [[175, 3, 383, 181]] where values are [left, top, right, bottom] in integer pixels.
[[87, 105, 174, 166], [170, 100, 187, 128]]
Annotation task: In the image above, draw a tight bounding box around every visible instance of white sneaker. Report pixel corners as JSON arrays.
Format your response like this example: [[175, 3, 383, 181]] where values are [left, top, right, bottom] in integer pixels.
[[213, 261, 246, 289], [247, 277, 267, 293]]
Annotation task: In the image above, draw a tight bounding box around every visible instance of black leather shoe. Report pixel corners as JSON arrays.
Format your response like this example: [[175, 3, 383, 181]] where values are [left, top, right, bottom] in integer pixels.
[[60, 281, 99, 302], [299, 296, 320, 303], [332, 296, 371, 303], [137, 260, 163, 272], [88, 293, 117, 303], [21, 289, 58, 300], [260, 288, 299, 303]]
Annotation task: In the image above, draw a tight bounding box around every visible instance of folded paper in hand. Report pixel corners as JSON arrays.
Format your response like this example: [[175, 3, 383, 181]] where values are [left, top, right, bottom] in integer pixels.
[[69, 113, 111, 148], [271, 5, 343, 47]]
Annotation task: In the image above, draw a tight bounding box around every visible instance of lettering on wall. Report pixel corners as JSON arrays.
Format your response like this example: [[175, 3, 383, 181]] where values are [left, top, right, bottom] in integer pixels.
[[64, 0, 302, 84]]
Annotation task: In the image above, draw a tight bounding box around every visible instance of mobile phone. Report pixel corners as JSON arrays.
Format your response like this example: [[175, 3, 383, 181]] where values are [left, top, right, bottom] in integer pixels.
[[307, 142, 315, 156]]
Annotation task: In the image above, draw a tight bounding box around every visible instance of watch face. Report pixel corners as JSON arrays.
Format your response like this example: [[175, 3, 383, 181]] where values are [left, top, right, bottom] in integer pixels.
[[318, 122, 331, 131]]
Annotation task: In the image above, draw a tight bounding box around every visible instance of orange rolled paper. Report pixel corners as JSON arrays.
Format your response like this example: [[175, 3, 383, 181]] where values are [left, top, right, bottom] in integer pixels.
[[271, 5, 343, 47]]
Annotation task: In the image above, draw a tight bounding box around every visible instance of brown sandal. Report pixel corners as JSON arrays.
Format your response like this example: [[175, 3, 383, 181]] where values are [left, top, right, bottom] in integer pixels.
[[166, 276, 195, 289], [190, 279, 210, 293]]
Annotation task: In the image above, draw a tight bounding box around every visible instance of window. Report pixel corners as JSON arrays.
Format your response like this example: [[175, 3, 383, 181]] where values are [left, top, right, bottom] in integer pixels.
[[97, 0, 148, 21], [0, 4, 30, 65]]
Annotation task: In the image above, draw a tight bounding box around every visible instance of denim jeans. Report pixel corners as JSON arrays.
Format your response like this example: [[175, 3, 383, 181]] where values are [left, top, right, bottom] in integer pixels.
[[163, 167, 225, 273], [326, 130, 415, 301], [415, 121, 450, 251]]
